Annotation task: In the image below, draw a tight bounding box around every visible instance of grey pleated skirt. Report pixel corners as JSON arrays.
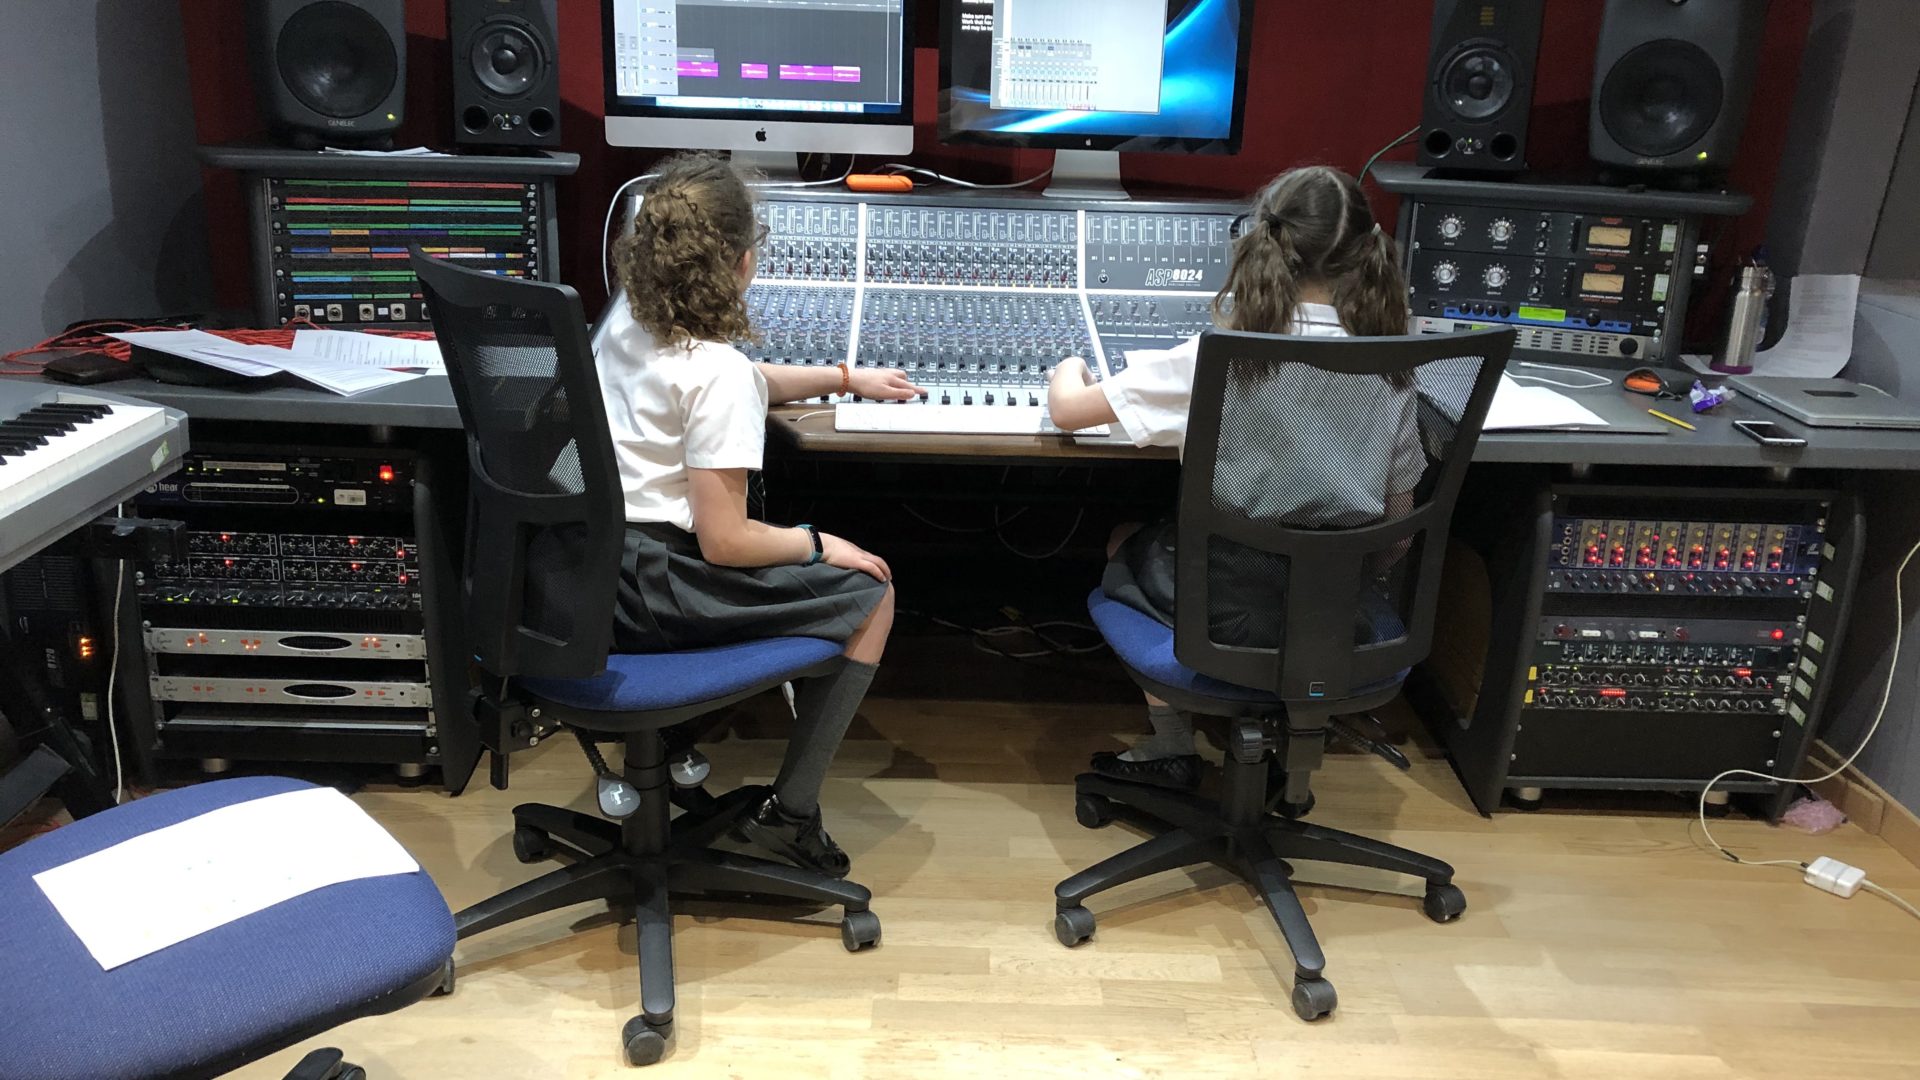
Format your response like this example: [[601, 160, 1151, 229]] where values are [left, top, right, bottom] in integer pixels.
[[612, 521, 888, 653]]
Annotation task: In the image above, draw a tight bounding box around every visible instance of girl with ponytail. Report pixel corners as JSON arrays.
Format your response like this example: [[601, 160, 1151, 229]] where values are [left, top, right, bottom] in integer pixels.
[[1047, 165, 1422, 793], [600, 152, 922, 876]]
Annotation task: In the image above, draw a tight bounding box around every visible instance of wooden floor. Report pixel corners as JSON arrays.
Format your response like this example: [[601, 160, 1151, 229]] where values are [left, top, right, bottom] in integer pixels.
[[232, 697, 1920, 1080]]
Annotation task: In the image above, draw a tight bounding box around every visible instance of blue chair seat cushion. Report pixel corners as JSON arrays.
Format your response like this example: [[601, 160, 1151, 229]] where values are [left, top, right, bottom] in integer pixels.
[[521, 636, 844, 713], [1087, 588, 1407, 703], [0, 776, 453, 1080]]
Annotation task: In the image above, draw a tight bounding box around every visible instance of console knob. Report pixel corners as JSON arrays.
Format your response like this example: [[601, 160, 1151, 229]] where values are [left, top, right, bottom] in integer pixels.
[[1483, 265, 1510, 289], [1433, 261, 1459, 286], [1489, 218, 1515, 243], [1438, 215, 1464, 240]]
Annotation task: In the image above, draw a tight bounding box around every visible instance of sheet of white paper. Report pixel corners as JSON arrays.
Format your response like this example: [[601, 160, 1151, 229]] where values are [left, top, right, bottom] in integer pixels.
[[33, 787, 418, 970], [161, 340, 422, 396], [105, 330, 282, 377], [1483, 374, 1611, 431], [1753, 273, 1860, 378], [320, 145, 439, 157], [291, 329, 443, 370], [279, 362, 422, 396]]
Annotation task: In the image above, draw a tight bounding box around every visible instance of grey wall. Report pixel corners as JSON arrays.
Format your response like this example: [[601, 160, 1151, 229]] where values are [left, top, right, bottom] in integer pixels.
[[0, 2, 211, 348], [1813, 8, 1920, 815], [1763, 1, 1920, 284], [1821, 477, 1920, 814], [1865, 80, 1920, 281]]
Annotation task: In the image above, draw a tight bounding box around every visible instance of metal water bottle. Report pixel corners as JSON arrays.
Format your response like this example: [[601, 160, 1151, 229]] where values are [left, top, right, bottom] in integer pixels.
[[1714, 262, 1772, 374]]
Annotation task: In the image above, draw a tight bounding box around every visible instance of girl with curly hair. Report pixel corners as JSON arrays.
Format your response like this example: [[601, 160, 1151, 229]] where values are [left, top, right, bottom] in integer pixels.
[[600, 152, 921, 876]]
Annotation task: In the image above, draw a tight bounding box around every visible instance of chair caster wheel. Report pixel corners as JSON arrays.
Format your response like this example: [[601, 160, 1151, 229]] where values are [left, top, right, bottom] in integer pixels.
[[1054, 904, 1096, 947], [431, 959, 456, 997], [339, 1068, 367, 1080], [512, 825, 551, 864], [1075, 793, 1114, 829], [1423, 882, 1467, 923], [1702, 801, 1731, 819], [1274, 792, 1316, 820], [1506, 790, 1544, 812], [622, 1015, 672, 1066], [842, 908, 882, 952], [1290, 977, 1337, 1021]]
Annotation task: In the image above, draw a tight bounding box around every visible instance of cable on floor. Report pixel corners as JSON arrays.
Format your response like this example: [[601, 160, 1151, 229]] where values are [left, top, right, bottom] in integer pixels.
[[1697, 534, 1920, 923]]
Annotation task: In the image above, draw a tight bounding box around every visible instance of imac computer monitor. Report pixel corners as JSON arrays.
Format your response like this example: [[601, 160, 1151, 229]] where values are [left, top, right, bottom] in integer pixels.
[[939, 0, 1252, 197], [603, 0, 916, 162]]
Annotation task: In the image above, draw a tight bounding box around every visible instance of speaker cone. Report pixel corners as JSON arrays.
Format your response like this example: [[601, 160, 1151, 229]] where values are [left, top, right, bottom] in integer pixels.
[[1599, 39, 1723, 158], [471, 21, 545, 98], [276, 0, 400, 120], [1437, 45, 1516, 121]]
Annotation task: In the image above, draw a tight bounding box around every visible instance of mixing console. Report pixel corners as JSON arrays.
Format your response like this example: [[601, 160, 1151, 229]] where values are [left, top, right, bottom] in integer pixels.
[[759, 201, 859, 282], [863, 205, 1077, 288], [742, 284, 854, 368], [728, 192, 1239, 429]]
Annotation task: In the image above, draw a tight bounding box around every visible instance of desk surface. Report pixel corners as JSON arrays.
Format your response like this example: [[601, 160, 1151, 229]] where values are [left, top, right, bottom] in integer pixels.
[[33, 373, 1920, 471]]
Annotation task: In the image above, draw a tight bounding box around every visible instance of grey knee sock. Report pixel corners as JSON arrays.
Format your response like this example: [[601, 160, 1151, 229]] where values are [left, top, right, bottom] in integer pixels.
[[1119, 703, 1195, 761], [772, 659, 879, 816]]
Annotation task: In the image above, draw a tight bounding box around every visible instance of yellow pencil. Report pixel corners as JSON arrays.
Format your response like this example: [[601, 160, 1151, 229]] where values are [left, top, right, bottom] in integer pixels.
[[1647, 408, 1696, 431]]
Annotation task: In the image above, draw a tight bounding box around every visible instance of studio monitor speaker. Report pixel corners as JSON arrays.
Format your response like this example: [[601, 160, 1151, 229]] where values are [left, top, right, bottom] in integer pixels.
[[249, 0, 406, 148], [1590, 0, 1766, 178], [450, 0, 562, 148], [1417, 0, 1544, 173]]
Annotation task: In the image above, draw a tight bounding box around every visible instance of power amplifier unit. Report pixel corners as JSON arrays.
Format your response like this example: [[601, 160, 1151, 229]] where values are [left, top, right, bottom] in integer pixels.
[[1433, 485, 1863, 817], [131, 446, 444, 778]]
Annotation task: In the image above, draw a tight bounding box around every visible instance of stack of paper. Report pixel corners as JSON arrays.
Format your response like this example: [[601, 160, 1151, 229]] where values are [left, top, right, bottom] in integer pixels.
[[291, 330, 444, 371], [109, 329, 439, 397]]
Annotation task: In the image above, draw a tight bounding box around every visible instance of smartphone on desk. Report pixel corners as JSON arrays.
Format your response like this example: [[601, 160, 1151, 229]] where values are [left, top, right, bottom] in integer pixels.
[[1734, 419, 1808, 447]]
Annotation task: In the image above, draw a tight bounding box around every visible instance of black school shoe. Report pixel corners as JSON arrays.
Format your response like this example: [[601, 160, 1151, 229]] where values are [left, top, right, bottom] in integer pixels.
[[1089, 750, 1203, 792], [739, 792, 852, 879]]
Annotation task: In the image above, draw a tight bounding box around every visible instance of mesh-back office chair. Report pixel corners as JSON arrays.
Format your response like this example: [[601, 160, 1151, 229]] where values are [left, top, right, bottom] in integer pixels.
[[411, 252, 880, 1067], [0, 777, 454, 1080], [1058, 326, 1513, 1020]]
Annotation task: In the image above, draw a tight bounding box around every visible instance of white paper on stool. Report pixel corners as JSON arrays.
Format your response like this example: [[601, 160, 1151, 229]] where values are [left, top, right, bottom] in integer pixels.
[[33, 786, 419, 970]]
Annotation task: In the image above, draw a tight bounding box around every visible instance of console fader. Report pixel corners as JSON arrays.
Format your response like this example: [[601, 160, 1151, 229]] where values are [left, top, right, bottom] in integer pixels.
[[733, 192, 1239, 424]]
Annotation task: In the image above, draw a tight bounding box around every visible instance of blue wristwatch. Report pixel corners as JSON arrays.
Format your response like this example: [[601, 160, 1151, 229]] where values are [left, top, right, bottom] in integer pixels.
[[797, 524, 824, 565]]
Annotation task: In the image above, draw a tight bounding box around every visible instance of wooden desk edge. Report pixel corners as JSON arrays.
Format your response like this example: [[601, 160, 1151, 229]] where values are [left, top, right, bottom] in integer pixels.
[[767, 405, 1177, 462]]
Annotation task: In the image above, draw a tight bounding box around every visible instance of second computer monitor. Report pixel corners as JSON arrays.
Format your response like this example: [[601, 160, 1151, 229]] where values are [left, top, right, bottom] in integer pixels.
[[938, 0, 1252, 154]]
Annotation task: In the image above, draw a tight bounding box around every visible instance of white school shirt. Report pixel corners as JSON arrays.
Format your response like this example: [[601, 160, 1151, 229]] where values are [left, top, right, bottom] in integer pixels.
[[1096, 303, 1427, 521], [596, 302, 769, 531]]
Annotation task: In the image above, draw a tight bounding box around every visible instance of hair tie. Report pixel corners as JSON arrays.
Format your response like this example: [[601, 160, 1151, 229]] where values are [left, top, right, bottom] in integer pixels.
[[1262, 212, 1287, 232]]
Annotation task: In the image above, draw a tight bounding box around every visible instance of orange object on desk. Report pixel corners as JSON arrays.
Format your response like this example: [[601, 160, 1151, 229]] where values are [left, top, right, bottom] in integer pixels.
[[847, 174, 914, 193]]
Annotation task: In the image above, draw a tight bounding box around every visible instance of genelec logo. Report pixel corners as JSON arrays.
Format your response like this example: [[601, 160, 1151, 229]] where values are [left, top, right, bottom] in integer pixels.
[[1144, 268, 1203, 287]]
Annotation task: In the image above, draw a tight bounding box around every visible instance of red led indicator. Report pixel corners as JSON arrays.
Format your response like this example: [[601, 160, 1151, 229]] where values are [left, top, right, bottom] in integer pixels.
[[378, 465, 395, 482], [1600, 688, 1628, 698], [1771, 629, 1786, 641], [1735, 667, 1753, 677], [348, 537, 359, 546]]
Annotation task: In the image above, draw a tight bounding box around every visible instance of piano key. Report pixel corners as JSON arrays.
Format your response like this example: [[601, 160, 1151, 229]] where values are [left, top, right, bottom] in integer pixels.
[[0, 393, 171, 528]]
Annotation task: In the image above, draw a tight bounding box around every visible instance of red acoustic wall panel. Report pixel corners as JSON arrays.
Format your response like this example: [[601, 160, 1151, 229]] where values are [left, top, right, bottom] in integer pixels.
[[179, 0, 1810, 325]]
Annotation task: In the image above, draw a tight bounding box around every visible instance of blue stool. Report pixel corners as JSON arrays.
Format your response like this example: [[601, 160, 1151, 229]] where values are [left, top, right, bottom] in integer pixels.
[[0, 776, 453, 1080]]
